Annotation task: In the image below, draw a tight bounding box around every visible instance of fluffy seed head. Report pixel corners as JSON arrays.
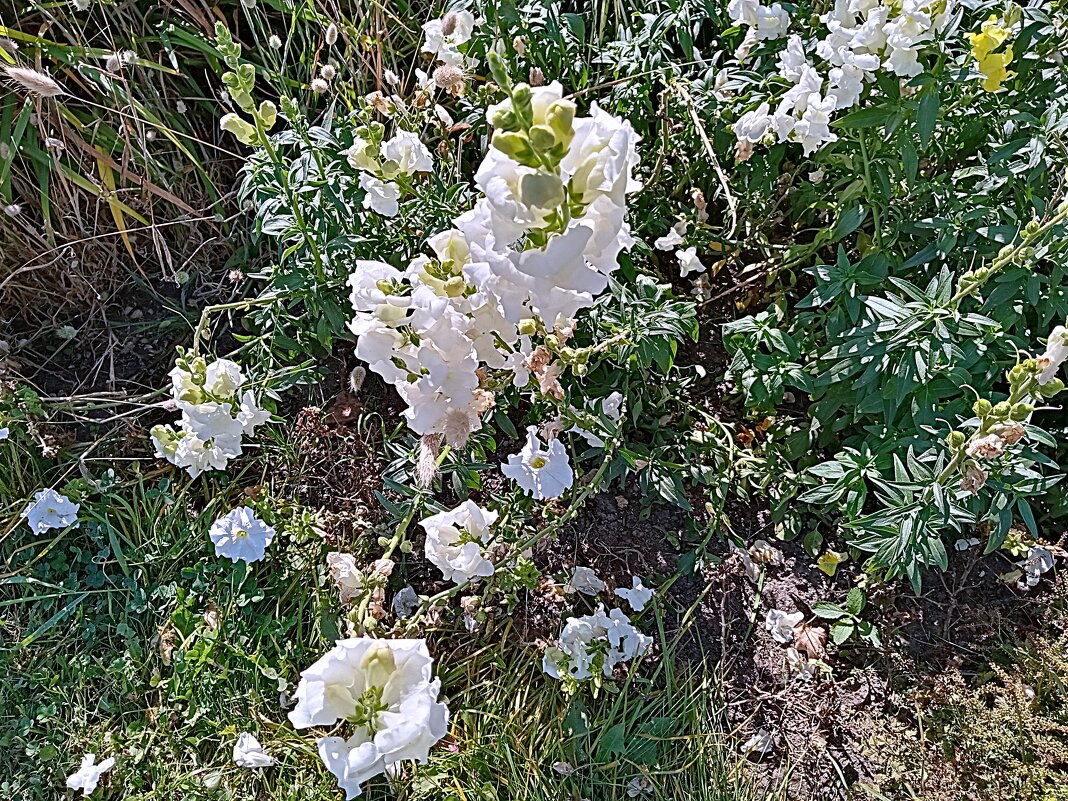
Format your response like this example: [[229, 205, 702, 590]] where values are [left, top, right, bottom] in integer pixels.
[[320, 64, 336, 81], [416, 434, 442, 488], [311, 77, 329, 94], [3, 66, 65, 97], [433, 64, 465, 95], [324, 22, 339, 45]]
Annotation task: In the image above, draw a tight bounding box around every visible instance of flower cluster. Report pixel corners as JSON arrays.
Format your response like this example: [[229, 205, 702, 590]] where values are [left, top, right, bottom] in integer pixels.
[[419, 500, 497, 584], [421, 8, 478, 69], [151, 355, 270, 478], [733, 0, 955, 156], [288, 638, 448, 799], [346, 124, 434, 217], [346, 55, 640, 490], [542, 604, 651, 682], [968, 13, 1016, 92]]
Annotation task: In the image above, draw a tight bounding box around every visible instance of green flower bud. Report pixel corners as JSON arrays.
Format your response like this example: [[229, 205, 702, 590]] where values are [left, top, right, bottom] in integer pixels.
[[486, 50, 512, 93], [992, 401, 1012, 418], [518, 318, 538, 336], [512, 84, 534, 127], [1040, 378, 1065, 397], [399, 540, 413, 554], [547, 99, 576, 144], [528, 124, 557, 151], [491, 130, 535, 164], [947, 430, 966, 449], [377, 536, 389, 547], [573, 363, 588, 377], [1010, 403, 1034, 421], [257, 100, 277, 130], [1024, 219, 1041, 238], [489, 107, 519, 131], [973, 399, 993, 417]]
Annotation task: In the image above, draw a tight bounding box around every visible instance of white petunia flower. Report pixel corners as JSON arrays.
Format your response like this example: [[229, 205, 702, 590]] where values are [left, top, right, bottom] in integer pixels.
[[21, 489, 80, 534], [764, 609, 803, 644], [615, 576, 653, 611], [359, 173, 400, 217], [566, 566, 605, 596], [66, 753, 115, 796], [233, 732, 275, 768], [208, 506, 276, 563], [502, 426, 574, 499], [419, 500, 498, 584], [288, 638, 449, 799]]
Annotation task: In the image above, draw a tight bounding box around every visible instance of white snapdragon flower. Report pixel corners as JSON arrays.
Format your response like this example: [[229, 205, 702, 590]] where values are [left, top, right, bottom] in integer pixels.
[[792, 93, 838, 155], [328, 552, 367, 603], [502, 426, 574, 499], [66, 753, 115, 796], [209, 506, 276, 563], [22, 488, 80, 534], [615, 576, 654, 612], [543, 605, 651, 681], [359, 173, 401, 217], [204, 358, 244, 398], [233, 732, 275, 768], [419, 500, 498, 584], [654, 220, 687, 251], [677, 246, 706, 277], [764, 609, 803, 643], [288, 638, 449, 799], [381, 130, 433, 176], [347, 137, 381, 173], [1038, 325, 1068, 384]]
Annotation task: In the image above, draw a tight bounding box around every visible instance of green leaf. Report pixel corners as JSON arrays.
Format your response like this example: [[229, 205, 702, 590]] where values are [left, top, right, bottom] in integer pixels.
[[833, 205, 867, 241], [917, 89, 939, 148], [845, 587, 866, 616]]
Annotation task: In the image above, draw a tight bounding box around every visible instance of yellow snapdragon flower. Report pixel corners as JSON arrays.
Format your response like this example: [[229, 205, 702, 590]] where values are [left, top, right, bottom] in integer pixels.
[[967, 15, 1015, 92]]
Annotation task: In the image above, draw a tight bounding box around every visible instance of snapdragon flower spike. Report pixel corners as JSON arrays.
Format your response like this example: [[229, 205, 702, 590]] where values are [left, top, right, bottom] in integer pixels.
[[343, 71, 641, 462], [543, 604, 651, 681], [150, 356, 270, 478]]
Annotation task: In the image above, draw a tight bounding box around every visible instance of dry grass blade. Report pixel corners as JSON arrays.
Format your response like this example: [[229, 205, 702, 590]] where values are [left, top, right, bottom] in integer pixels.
[[2, 65, 66, 97]]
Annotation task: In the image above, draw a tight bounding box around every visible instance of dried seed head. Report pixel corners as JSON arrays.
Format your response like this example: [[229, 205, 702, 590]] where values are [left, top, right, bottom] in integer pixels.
[[416, 433, 442, 487], [325, 22, 339, 45], [311, 77, 330, 94], [348, 366, 366, 395], [320, 63, 336, 81], [3, 66, 65, 97], [433, 64, 466, 96], [441, 11, 459, 36]]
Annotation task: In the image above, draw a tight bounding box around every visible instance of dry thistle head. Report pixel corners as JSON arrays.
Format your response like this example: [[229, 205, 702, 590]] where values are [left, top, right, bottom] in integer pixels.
[[3, 66, 65, 98], [433, 64, 466, 97]]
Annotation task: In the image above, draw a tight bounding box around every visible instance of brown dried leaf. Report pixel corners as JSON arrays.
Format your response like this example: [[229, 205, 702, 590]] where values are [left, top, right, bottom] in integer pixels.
[[793, 623, 827, 659]]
